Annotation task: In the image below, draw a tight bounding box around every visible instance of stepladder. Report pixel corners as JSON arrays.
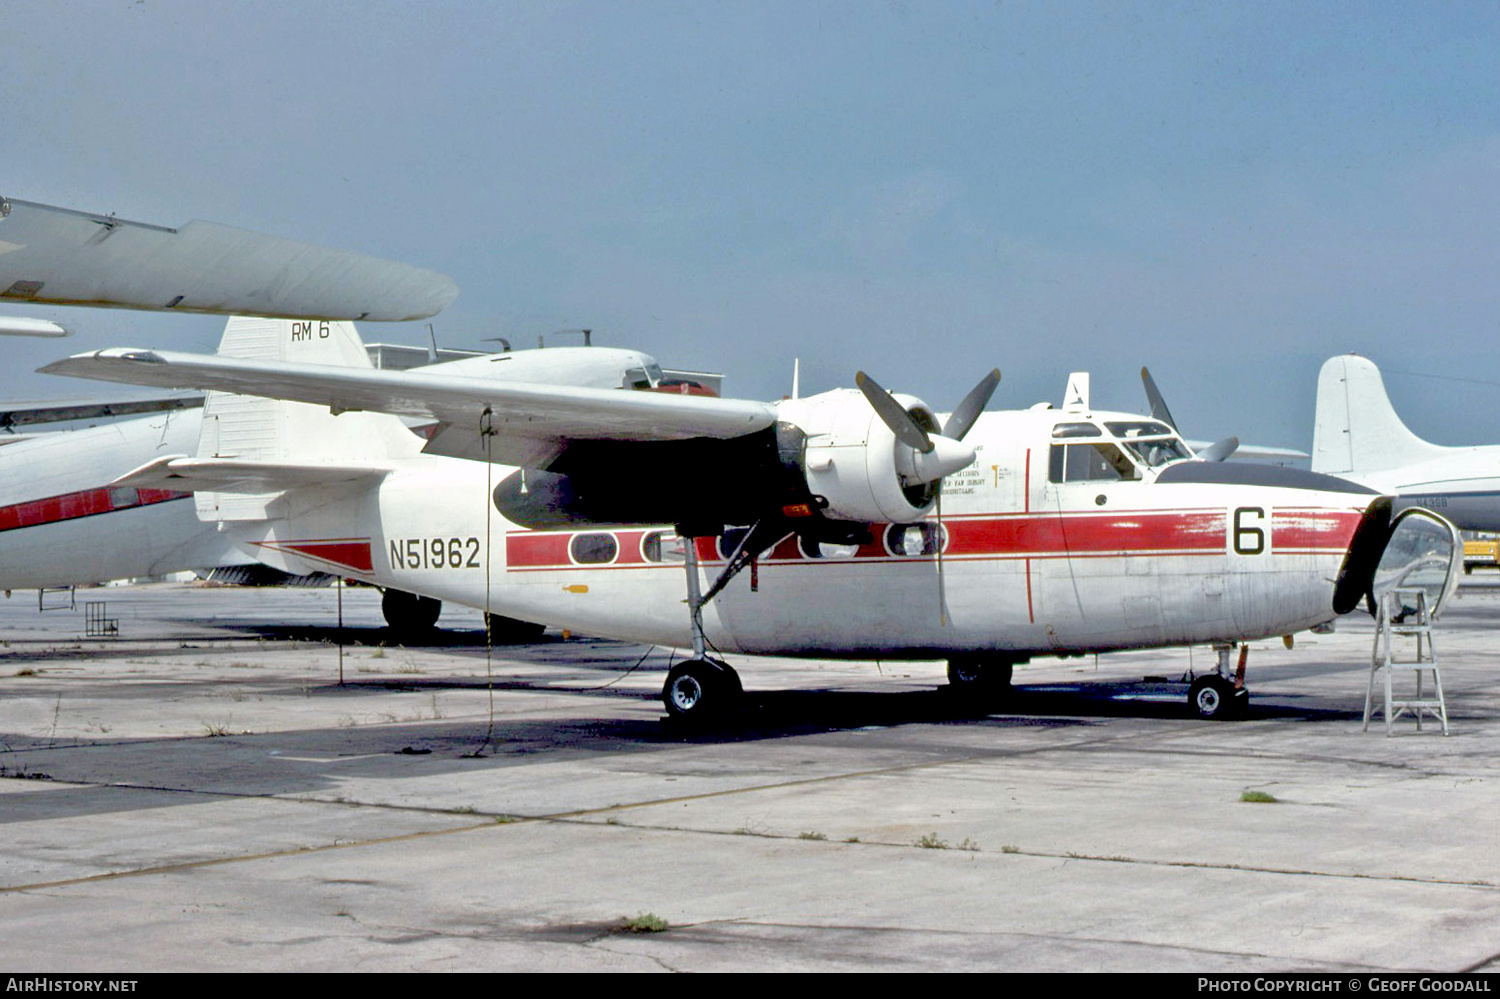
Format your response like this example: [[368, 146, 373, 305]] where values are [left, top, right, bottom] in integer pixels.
[[1365, 586, 1449, 736]]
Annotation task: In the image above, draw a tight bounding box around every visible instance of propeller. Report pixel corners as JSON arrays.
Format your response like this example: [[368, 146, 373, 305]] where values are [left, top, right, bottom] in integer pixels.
[[1195, 436, 1240, 462], [855, 371, 936, 452], [1140, 366, 1239, 463], [857, 368, 1002, 626], [1140, 366, 1178, 431], [856, 375, 976, 488], [944, 368, 1002, 441]]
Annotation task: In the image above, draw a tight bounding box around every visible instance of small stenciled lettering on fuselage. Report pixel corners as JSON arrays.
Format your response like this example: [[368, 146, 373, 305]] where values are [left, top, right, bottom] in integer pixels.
[[290, 320, 331, 341], [388, 536, 482, 570]]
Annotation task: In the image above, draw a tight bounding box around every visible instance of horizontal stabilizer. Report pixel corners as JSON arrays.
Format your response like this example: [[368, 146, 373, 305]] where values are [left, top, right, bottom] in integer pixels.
[[0, 197, 457, 321], [112, 454, 390, 494]]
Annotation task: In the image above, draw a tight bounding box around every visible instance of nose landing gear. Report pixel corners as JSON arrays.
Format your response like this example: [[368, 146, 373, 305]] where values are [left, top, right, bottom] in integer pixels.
[[1188, 644, 1249, 720]]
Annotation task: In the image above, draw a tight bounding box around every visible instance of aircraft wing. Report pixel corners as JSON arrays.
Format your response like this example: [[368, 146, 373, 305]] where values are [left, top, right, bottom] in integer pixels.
[[1185, 438, 1309, 462], [40, 348, 779, 466], [0, 395, 202, 431], [0, 197, 456, 321]]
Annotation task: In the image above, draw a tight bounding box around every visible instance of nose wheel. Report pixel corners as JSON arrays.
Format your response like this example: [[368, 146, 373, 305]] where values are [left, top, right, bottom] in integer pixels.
[[1188, 675, 1247, 719], [1188, 645, 1250, 719], [663, 658, 743, 723]]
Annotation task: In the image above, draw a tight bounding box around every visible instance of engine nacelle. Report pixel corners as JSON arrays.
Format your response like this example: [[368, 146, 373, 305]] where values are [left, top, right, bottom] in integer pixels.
[[777, 388, 951, 524]]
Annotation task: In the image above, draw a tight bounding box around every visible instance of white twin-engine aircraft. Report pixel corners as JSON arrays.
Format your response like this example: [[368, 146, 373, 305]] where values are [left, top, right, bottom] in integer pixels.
[[10, 195, 1459, 723], [42, 317, 1461, 723]]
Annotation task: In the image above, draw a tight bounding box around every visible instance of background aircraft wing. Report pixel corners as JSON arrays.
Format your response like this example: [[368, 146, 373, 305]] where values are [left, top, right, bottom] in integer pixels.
[[0, 197, 457, 321], [40, 348, 779, 467]]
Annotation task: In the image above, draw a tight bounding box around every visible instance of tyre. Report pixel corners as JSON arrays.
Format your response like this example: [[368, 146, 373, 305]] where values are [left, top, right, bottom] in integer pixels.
[[484, 613, 547, 644], [946, 656, 1014, 699], [662, 659, 741, 723], [381, 588, 442, 633], [1189, 675, 1246, 720]]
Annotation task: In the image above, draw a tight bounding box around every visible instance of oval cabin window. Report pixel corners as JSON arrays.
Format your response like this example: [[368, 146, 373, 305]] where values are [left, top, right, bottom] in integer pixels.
[[569, 532, 619, 565]]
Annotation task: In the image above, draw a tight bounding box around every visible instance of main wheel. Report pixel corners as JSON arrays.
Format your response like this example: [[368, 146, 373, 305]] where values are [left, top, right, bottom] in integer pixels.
[[484, 613, 547, 644], [1189, 676, 1246, 720], [946, 656, 1014, 701], [381, 588, 442, 633], [662, 659, 741, 723]]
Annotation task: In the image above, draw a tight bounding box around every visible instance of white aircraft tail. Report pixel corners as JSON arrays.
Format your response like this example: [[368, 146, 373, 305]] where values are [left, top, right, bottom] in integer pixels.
[[196, 317, 422, 520], [1311, 354, 1449, 476]]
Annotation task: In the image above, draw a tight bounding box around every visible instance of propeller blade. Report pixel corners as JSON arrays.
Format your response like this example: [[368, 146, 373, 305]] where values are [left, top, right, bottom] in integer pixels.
[[943, 368, 1001, 441], [856, 371, 933, 453], [1140, 367, 1178, 432], [1196, 436, 1240, 462]]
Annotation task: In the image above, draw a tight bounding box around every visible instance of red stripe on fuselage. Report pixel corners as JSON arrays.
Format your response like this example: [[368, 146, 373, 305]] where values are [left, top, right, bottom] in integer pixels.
[[255, 539, 374, 573], [945, 510, 1226, 557], [0, 486, 190, 534], [1270, 508, 1364, 552], [500, 506, 1366, 572]]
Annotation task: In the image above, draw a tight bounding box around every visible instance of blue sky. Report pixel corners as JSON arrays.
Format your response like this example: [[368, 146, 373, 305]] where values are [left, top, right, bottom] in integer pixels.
[[3, 0, 1498, 449]]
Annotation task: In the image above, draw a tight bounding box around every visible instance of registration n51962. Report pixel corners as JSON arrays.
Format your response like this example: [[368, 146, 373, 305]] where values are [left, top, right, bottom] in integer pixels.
[[388, 537, 481, 570]]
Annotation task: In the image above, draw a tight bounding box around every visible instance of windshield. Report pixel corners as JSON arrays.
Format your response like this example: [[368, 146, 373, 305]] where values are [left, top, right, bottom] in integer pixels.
[[1105, 420, 1192, 468]]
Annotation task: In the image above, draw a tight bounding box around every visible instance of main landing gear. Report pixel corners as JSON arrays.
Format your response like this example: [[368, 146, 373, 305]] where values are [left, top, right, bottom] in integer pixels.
[[383, 589, 547, 645], [659, 522, 781, 724], [945, 655, 1015, 705], [1188, 644, 1250, 720], [381, 588, 442, 635]]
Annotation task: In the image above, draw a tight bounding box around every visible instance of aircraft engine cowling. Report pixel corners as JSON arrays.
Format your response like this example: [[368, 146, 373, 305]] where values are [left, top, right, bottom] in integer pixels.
[[777, 388, 976, 524]]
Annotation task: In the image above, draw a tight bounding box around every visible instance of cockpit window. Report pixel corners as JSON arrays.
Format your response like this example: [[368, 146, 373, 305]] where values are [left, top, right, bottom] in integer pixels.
[[1051, 422, 1102, 439], [623, 366, 653, 390], [1104, 421, 1191, 468], [1049, 442, 1140, 483], [1105, 420, 1173, 439]]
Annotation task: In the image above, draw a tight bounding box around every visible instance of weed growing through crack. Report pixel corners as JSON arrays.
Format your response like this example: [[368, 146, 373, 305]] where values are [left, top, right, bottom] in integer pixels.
[[1241, 790, 1279, 803], [916, 832, 948, 849], [622, 913, 668, 933]]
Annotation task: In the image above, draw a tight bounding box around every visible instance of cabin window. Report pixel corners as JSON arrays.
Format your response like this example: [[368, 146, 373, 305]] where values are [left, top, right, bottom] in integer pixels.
[[798, 536, 860, 559], [569, 532, 619, 565], [884, 522, 947, 557], [1049, 442, 1140, 483], [622, 366, 654, 390], [642, 530, 685, 563]]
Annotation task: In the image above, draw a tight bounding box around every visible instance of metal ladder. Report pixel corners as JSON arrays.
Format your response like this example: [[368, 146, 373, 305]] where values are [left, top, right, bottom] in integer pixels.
[[1364, 587, 1449, 736]]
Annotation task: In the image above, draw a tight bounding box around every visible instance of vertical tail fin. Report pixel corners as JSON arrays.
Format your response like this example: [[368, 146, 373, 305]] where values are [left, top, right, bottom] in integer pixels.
[[1312, 354, 1449, 476], [196, 317, 422, 520]]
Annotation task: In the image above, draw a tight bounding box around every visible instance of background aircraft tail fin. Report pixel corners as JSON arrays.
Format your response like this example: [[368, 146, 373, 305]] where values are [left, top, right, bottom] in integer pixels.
[[196, 316, 421, 520], [1312, 354, 1448, 476]]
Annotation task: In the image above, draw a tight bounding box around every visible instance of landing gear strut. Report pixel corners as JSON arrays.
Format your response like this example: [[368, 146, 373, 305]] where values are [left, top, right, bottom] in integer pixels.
[[659, 526, 766, 723]]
